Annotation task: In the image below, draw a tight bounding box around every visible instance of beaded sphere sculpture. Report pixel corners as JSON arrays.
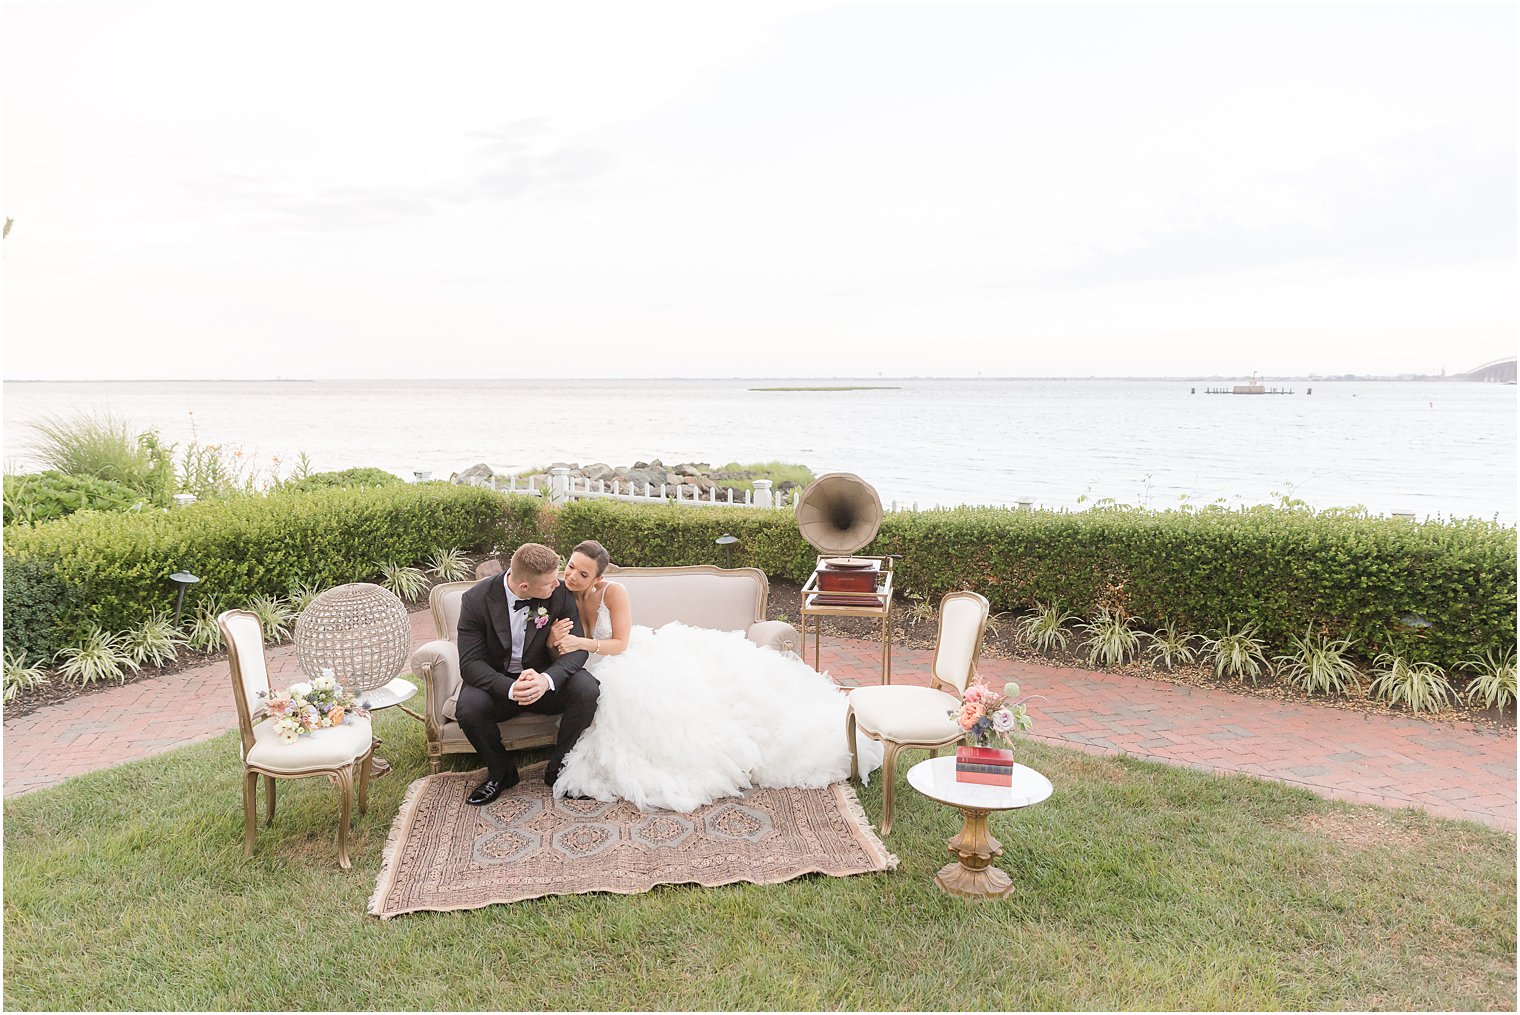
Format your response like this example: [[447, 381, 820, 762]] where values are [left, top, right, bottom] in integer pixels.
[[294, 582, 411, 693]]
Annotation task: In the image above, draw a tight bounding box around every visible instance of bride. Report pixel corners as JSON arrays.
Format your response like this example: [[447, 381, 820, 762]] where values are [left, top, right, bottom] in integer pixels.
[[546, 539, 883, 812]]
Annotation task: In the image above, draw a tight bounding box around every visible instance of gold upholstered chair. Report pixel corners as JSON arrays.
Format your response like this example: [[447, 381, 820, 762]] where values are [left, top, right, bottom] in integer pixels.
[[844, 589, 990, 835], [219, 609, 375, 869]]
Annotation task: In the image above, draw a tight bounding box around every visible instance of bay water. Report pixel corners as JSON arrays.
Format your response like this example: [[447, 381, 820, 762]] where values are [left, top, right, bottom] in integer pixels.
[[3, 378, 1514, 524]]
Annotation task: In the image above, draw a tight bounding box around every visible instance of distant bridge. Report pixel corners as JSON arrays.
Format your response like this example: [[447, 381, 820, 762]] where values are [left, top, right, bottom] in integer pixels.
[[1457, 357, 1516, 383]]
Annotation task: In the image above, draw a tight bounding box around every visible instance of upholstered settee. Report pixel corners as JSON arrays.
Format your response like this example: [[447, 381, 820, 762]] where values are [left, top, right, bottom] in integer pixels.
[[410, 565, 799, 773]]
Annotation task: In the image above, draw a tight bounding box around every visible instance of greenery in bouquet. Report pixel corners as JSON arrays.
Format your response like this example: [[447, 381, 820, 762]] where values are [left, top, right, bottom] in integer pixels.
[[259, 671, 368, 744], [949, 678, 1034, 749]]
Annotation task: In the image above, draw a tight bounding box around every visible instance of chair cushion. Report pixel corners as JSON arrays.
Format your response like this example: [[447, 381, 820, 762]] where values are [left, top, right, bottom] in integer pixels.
[[245, 717, 373, 773], [848, 685, 964, 743]]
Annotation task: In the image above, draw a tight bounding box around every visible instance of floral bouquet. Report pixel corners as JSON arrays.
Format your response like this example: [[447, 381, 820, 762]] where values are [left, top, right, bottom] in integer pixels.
[[259, 669, 369, 745], [949, 678, 1035, 748], [948, 679, 1036, 785]]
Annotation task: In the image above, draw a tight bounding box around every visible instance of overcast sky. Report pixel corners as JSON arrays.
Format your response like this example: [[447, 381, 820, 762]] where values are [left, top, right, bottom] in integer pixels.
[[2, 2, 1515, 379]]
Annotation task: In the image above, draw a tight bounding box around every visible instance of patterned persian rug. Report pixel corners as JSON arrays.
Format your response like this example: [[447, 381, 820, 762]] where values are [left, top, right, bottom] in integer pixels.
[[369, 765, 898, 918]]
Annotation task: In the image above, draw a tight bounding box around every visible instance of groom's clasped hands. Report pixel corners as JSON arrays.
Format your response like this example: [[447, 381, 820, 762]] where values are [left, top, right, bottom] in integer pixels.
[[509, 669, 550, 706]]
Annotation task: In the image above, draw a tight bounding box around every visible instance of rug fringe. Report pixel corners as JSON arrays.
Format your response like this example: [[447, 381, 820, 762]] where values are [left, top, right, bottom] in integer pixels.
[[368, 771, 434, 919], [835, 782, 899, 871]]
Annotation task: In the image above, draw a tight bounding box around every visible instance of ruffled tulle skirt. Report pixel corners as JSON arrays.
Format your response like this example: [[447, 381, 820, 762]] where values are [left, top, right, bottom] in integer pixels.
[[555, 622, 883, 812]]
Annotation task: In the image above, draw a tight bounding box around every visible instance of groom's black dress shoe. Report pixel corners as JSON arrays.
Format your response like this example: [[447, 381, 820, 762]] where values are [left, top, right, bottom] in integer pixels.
[[467, 770, 519, 806]]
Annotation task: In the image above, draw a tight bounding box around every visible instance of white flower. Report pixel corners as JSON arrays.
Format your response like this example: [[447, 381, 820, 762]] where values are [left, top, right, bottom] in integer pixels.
[[991, 708, 1015, 732], [312, 675, 336, 691], [287, 681, 313, 699]]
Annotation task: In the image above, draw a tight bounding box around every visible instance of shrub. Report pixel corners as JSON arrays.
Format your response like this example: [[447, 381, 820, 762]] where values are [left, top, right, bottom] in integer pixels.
[[3, 650, 49, 703], [1144, 621, 1199, 670], [57, 628, 137, 686], [1274, 629, 1361, 696], [2, 484, 513, 646], [1, 555, 71, 660], [284, 468, 405, 493], [4, 471, 142, 526], [1016, 602, 1078, 654], [1369, 653, 1455, 714], [119, 611, 186, 668], [1460, 650, 1516, 711], [1079, 609, 1142, 667], [1202, 622, 1270, 684]]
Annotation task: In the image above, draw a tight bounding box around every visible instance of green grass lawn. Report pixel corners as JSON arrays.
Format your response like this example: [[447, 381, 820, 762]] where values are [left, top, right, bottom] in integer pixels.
[[4, 695, 1515, 1011]]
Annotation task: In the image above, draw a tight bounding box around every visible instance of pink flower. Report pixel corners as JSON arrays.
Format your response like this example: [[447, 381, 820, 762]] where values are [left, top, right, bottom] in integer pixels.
[[962, 684, 986, 704], [957, 702, 983, 730]]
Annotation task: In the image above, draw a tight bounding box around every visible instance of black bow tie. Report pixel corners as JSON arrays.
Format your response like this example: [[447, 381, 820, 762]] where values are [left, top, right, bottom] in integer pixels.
[[510, 598, 532, 612]]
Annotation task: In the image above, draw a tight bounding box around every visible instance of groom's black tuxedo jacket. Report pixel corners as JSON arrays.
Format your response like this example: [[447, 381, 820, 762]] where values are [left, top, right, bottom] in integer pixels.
[[456, 574, 589, 702]]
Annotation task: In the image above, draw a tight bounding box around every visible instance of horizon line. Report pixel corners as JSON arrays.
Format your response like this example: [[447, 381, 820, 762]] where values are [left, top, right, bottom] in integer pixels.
[[0, 372, 1482, 384]]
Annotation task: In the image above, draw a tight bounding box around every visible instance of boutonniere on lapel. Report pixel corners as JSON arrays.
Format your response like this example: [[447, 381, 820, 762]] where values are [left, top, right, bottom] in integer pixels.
[[534, 606, 550, 629]]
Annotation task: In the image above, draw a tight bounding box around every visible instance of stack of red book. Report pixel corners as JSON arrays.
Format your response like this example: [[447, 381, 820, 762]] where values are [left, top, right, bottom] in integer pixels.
[[954, 745, 1015, 786]]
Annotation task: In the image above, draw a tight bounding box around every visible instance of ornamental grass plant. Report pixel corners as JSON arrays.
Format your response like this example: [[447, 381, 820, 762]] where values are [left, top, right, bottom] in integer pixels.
[[1202, 622, 1271, 684], [425, 546, 474, 582], [1017, 602, 1078, 654], [244, 595, 296, 645], [1078, 609, 1143, 667], [1273, 629, 1362, 696], [1369, 653, 1455, 715], [119, 611, 186, 669], [1143, 621, 1199, 670], [377, 560, 430, 602], [2, 650, 48, 703], [56, 627, 137, 686], [1460, 650, 1517, 711]]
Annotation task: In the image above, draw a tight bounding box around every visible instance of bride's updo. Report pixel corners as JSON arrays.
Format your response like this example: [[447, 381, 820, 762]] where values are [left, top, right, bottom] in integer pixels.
[[571, 539, 611, 577]]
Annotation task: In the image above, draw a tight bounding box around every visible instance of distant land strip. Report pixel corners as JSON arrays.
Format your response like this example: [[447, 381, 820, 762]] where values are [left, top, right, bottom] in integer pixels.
[[750, 385, 902, 392]]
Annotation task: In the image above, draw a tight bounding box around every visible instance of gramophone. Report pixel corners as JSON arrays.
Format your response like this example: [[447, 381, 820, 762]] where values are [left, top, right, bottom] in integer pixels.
[[797, 472, 890, 607]]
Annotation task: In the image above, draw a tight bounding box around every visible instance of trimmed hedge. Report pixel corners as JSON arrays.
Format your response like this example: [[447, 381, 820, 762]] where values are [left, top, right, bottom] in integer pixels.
[[548, 499, 1516, 668], [3, 484, 523, 657], [6, 486, 1513, 672]]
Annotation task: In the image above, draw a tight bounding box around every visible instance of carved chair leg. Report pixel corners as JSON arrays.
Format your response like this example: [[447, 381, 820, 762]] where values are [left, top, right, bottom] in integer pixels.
[[845, 707, 860, 782], [880, 741, 902, 837], [242, 769, 259, 857], [357, 744, 374, 817], [334, 768, 354, 870], [263, 774, 277, 826]]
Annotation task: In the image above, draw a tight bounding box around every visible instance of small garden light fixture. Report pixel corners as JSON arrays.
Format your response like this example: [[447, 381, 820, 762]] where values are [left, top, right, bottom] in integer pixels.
[[715, 533, 738, 567], [169, 571, 201, 627]]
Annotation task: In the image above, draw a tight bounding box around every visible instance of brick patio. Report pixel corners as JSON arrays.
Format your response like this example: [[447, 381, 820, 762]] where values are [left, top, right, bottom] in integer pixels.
[[4, 614, 1515, 832]]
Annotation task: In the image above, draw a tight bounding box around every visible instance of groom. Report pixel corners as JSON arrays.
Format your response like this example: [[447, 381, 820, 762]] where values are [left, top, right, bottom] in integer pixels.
[[454, 542, 600, 805]]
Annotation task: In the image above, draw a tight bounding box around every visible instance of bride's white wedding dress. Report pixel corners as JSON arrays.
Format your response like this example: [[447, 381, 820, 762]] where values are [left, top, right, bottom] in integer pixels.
[[555, 601, 884, 812]]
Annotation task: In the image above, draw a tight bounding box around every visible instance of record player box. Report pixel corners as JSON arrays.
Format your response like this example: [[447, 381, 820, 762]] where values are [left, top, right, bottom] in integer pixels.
[[816, 560, 882, 593]]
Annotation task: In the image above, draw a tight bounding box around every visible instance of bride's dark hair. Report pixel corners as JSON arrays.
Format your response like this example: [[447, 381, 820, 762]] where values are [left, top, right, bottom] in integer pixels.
[[571, 539, 611, 577]]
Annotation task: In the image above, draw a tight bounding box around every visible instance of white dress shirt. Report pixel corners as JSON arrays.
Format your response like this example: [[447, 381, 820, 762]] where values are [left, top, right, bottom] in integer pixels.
[[503, 576, 555, 692]]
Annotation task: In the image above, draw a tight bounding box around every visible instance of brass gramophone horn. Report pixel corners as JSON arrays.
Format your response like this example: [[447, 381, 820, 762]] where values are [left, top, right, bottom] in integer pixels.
[[796, 472, 882, 556]]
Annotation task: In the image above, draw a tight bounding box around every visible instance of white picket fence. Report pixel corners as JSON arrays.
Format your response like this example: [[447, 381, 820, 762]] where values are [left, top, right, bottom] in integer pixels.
[[464, 467, 798, 510]]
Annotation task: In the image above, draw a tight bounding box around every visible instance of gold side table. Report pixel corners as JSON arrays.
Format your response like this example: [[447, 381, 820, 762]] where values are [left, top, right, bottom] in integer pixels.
[[906, 756, 1053, 899], [799, 561, 894, 685]]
